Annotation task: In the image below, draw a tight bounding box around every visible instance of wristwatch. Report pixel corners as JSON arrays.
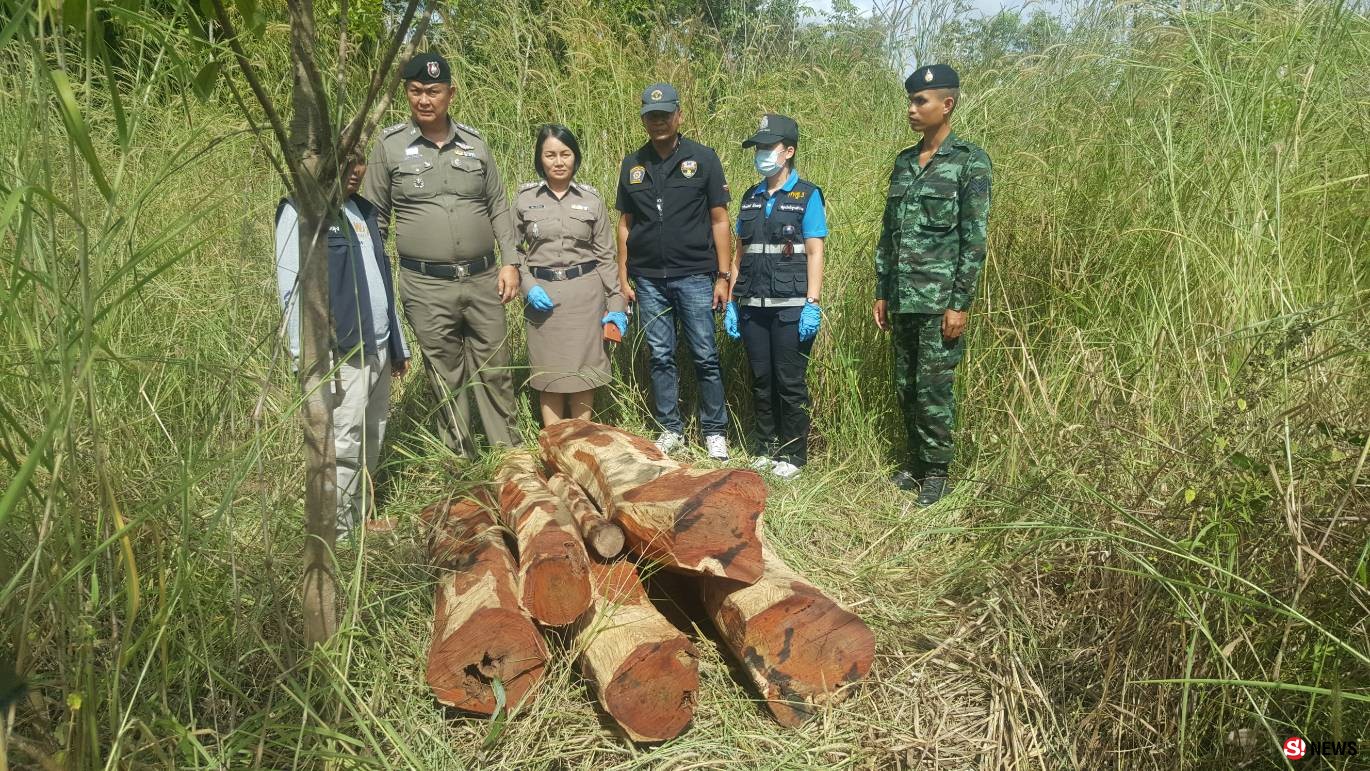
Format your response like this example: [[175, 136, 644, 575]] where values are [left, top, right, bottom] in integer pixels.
[[715, 271, 732, 281], [806, 297, 820, 304]]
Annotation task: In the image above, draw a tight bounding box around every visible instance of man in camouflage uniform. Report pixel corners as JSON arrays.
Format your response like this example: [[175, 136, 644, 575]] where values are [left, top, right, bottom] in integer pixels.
[[873, 63, 992, 506]]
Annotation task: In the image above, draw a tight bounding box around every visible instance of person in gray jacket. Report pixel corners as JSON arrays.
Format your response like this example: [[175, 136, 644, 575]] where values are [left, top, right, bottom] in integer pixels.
[[275, 153, 410, 541]]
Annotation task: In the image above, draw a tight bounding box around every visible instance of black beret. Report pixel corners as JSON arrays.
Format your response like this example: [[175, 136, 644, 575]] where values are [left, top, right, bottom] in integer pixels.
[[402, 52, 451, 84], [905, 63, 959, 94]]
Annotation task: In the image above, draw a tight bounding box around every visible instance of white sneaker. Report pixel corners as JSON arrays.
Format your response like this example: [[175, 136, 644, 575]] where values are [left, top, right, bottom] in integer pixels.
[[705, 434, 729, 460], [751, 455, 774, 470], [654, 431, 684, 454], [770, 460, 801, 480]]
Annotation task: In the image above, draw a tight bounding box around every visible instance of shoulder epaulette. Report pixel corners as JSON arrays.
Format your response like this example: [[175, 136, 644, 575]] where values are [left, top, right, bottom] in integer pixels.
[[454, 121, 482, 138], [897, 144, 919, 156], [381, 122, 408, 137], [574, 181, 600, 195], [519, 181, 541, 191]]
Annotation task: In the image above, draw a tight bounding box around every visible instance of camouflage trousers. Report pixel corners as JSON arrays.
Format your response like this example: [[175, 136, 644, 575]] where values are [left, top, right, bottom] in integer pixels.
[[891, 312, 964, 470]]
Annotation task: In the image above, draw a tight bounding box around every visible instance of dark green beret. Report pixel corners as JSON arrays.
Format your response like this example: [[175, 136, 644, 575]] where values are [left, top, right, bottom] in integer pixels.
[[403, 52, 451, 84], [905, 64, 959, 94]]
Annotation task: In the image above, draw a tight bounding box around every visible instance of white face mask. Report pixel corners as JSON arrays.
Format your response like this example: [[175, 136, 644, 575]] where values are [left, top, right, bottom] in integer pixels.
[[754, 147, 785, 177]]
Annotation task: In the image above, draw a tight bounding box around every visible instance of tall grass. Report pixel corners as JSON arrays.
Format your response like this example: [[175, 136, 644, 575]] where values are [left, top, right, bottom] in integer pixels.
[[1, 0, 1367, 768]]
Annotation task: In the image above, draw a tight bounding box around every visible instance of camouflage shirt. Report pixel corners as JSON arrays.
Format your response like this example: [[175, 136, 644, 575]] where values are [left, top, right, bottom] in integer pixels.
[[874, 131, 992, 313]]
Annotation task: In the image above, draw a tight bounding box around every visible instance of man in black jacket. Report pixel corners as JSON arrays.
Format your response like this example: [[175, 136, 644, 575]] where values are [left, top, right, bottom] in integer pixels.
[[275, 154, 410, 541]]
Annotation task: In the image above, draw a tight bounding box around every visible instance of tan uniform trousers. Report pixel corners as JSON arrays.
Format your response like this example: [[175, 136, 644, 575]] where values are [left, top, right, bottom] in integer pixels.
[[330, 348, 391, 539], [399, 266, 516, 455]]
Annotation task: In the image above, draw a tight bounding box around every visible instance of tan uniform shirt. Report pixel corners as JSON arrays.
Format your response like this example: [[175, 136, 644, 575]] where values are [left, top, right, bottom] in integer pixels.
[[364, 118, 520, 266], [514, 181, 625, 313]]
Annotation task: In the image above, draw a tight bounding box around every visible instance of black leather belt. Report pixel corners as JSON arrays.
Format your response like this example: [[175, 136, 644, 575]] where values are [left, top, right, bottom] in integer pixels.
[[529, 261, 599, 281], [400, 254, 495, 279]]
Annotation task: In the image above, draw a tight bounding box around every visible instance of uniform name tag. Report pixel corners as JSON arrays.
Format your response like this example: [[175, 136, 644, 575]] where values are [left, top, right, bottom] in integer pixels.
[[404, 146, 419, 156], [778, 203, 805, 213], [570, 204, 590, 211]]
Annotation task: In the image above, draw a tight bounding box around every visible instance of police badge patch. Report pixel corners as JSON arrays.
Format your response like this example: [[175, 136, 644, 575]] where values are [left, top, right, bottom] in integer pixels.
[[680, 160, 698, 178], [759, 116, 769, 130], [650, 89, 664, 101], [427, 61, 440, 79], [629, 165, 645, 184]]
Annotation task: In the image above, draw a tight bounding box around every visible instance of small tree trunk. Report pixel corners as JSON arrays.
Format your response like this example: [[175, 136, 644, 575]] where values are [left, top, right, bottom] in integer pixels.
[[701, 544, 875, 726], [546, 472, 625, 560], [540, 420, 765, 583], [494, 451, 594, 626], [284, 0, 344, 646], [421, 497, 548, 714], [575, 560, 699, 742]]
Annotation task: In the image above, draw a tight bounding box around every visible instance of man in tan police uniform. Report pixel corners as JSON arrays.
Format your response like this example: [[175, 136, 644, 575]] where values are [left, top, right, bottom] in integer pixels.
[[364, 51, 521, 455]]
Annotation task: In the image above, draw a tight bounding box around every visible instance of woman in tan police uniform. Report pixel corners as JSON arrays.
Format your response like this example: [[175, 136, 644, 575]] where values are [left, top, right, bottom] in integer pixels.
[[515, 124, 628, 425]]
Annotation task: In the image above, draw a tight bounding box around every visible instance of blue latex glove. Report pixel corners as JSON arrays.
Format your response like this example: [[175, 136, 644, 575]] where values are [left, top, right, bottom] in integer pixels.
[[798, 301, 821, 341], [526, 285, 554, 312], [601, 311, 628, 337], [724, 301, 741, 339]]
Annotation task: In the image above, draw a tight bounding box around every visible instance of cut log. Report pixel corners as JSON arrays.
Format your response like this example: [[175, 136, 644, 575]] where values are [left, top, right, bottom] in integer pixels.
[[547, 471, 625, 560], [494, 450, 593, 627], [576, 559, 699, 742], [419, 497, 548, 715], [540, 419, 766, 584], [701, 544, 875, 726], [421, 488, 497, 570]]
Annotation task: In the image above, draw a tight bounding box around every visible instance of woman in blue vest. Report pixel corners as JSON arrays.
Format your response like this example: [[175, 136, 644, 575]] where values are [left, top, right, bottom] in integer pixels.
[[724, 114, 828, 479]]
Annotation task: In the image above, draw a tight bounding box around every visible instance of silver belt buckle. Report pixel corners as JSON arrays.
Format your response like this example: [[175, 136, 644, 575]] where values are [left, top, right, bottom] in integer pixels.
[[454, 262, 471, 278], [552, 267, 567, 280]]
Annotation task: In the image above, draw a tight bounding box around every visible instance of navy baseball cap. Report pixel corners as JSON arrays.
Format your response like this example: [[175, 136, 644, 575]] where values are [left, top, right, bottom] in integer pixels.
[[640, 83, 680, 115], [905, 63, 959, 94], [403, 52, 451, 84], [742, 113, 799, 148]]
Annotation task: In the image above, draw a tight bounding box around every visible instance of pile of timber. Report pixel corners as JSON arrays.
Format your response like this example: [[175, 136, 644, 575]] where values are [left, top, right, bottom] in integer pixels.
[[420, 419, 875, 742]]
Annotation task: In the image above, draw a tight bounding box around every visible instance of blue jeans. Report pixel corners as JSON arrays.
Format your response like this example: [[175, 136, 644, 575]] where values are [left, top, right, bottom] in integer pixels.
[[633, 273, 727, 436]]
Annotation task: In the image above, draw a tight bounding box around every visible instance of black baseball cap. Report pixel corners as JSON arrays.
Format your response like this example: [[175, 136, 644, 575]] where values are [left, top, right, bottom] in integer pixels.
[[741, 113, 799, 148], [640, 83, 680, 114], [403, 52, 451, 85], [905, 63, 959, 94]]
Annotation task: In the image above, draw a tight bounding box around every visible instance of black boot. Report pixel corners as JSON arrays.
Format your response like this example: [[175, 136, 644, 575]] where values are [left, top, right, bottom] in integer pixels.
[[889, 469, 920, 492], [917, 475, 949, 506]]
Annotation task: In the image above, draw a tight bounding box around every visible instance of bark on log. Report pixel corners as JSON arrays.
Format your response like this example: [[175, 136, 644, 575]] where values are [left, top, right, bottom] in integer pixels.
[[546, 471, 625, 560], [420, 497, 547, 714], [494, 451, 594, 626], [701, 545, 875, 726], [576, 559, 699, 742], [539, 420, 766, 583]]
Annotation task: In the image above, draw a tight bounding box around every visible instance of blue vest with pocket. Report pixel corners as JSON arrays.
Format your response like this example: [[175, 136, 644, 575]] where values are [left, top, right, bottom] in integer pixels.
[[732, 178, 819, 301], [275, 195, 407, 362]]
